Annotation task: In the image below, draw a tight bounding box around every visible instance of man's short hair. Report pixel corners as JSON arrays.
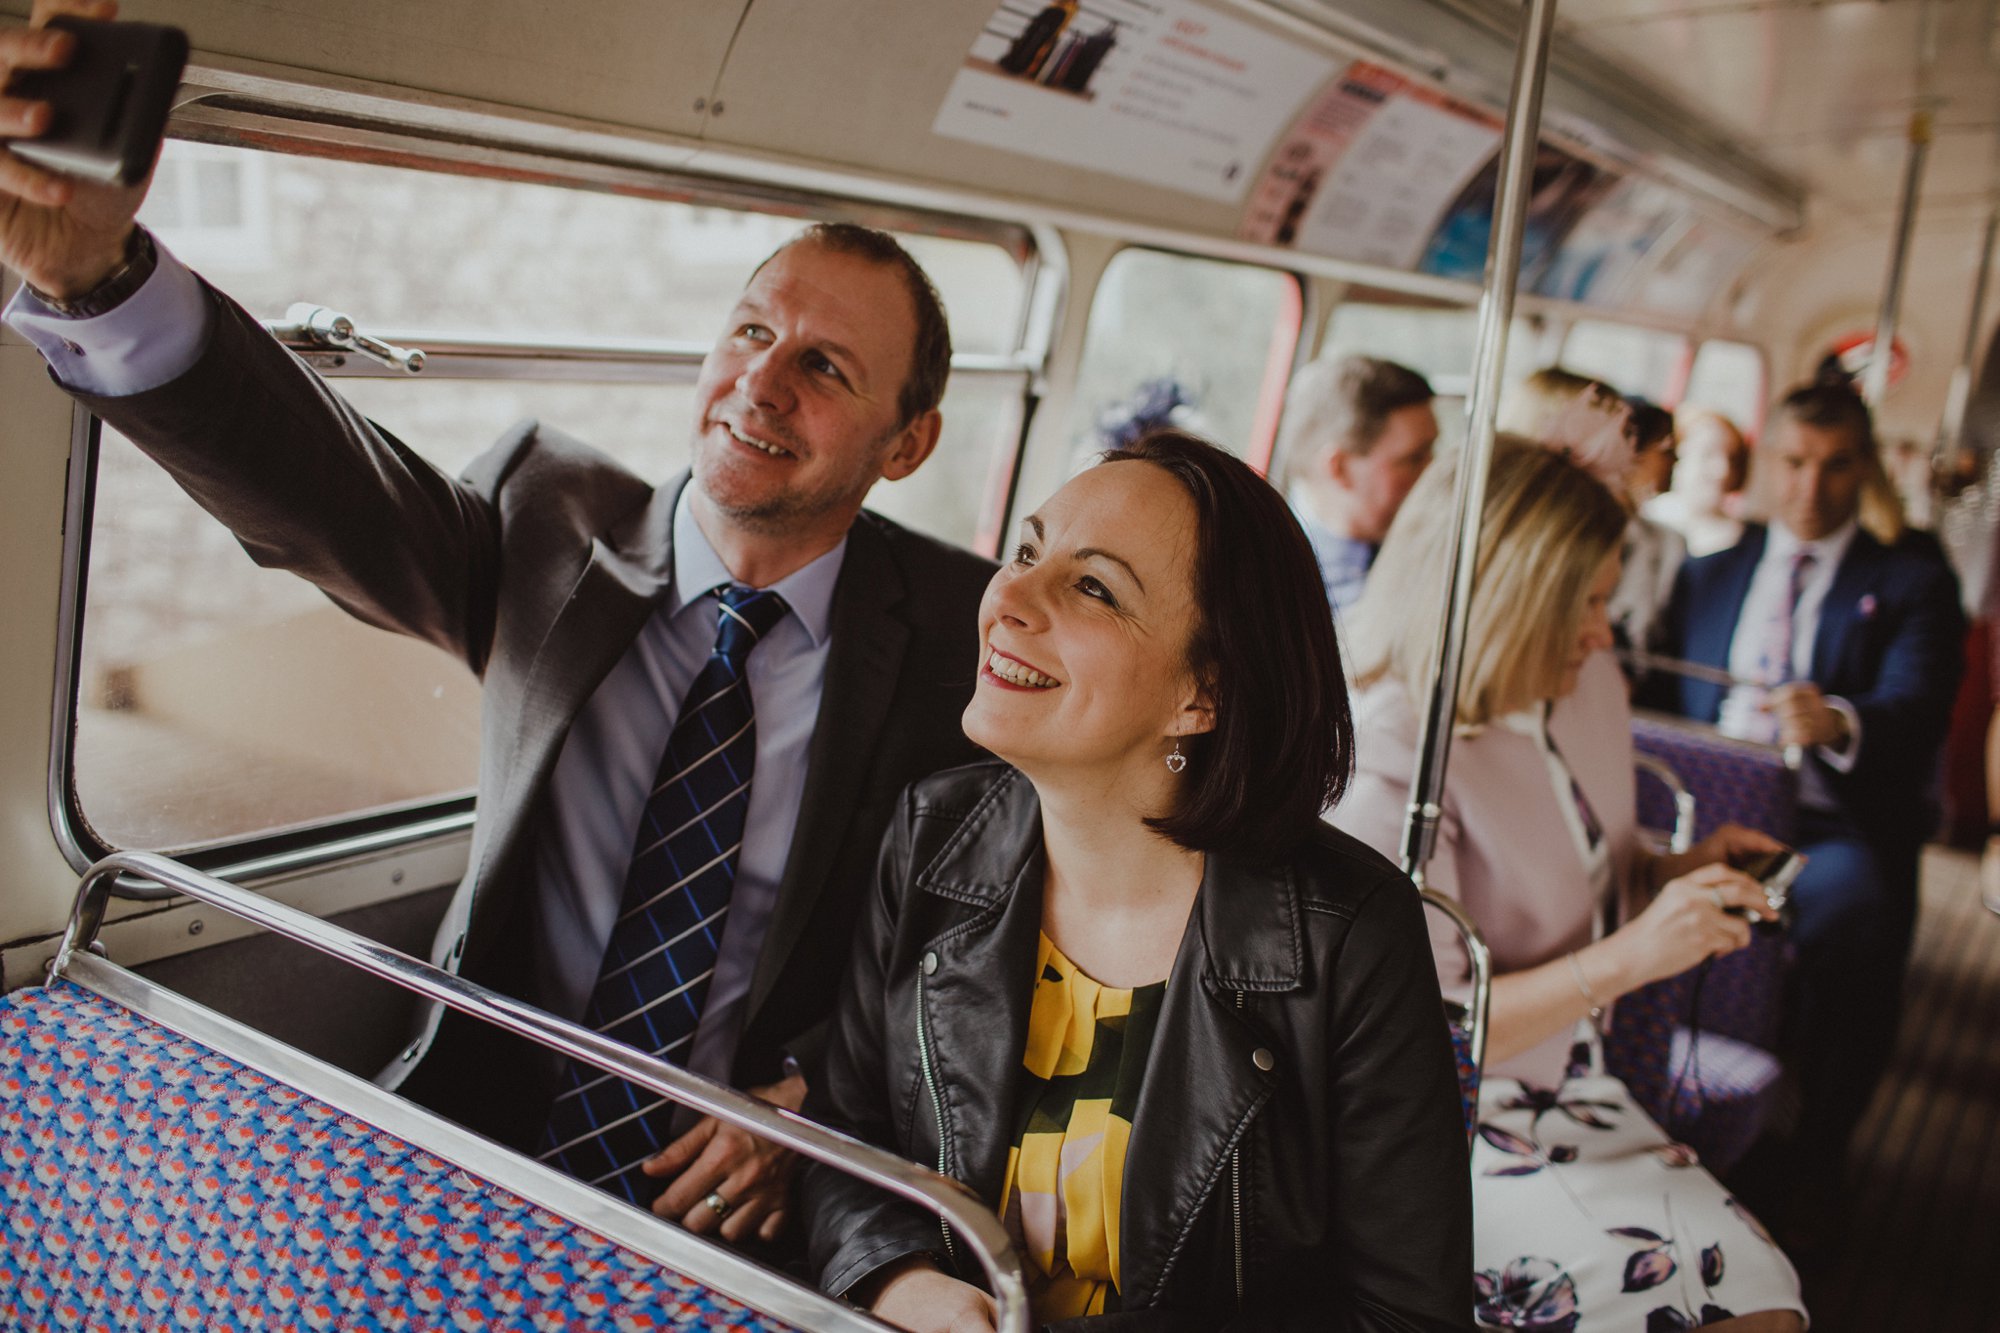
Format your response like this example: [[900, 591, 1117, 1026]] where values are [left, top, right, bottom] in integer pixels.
[[768, 222, 953, 429], [1278, 355, 1434, 481], [1775, 381, 1878, 459]]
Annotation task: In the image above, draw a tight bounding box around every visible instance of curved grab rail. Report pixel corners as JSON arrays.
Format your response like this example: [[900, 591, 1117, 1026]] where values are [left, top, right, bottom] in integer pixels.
[[51, 851, 1030, 1333], [1419, 884, 1491, 1142], [1633, 753, 1698, 855]]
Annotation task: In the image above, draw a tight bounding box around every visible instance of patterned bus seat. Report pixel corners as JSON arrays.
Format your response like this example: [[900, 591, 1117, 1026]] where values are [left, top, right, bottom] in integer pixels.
[[0, 980, 802, 1333]]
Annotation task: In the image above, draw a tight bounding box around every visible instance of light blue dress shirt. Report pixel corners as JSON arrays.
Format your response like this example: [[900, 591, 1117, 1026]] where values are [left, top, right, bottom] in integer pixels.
[[5, 236, 844, 1088]]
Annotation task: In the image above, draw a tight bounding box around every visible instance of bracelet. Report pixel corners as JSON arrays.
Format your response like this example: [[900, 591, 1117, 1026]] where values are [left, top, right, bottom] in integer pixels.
[[24, 226, 157, 320], [1566, 950, 1605, 1029]]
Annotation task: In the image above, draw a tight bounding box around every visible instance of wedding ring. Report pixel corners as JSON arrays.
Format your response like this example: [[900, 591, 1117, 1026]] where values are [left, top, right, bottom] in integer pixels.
[[1709, 887, 1726, 911], [704, 1191, 733, 1220]]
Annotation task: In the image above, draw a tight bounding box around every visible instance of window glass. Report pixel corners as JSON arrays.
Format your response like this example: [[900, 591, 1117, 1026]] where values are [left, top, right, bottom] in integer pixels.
[[1066, 249, 1301, 466], [138, 143, 1028, 355], [1314, 303, 1543, 463], [75, 139, 1032, 854], [1681, 339, 1767, 435], [1558, 319, 1689, 403]]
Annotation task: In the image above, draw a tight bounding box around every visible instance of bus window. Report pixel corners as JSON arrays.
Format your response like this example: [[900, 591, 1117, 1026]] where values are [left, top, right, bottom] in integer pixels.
[[1066, 248, 1303, 470], [1682, 338, 1768, 436], [68, 138, 1035, 858], [1558, 318, 1690, 403], [1315, 302, 1544, 461]]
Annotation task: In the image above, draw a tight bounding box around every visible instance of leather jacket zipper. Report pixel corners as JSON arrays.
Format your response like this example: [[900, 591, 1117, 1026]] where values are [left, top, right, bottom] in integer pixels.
[[1231, 991, 1245, 1306], [916, 961, 959, 1269]]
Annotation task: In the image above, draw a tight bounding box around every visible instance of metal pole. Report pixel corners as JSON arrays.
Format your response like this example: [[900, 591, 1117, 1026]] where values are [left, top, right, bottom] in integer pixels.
[[1933, 208, 1998, 462], [1862, 106, 1933, 406], [1398, 0, 1560, 887]]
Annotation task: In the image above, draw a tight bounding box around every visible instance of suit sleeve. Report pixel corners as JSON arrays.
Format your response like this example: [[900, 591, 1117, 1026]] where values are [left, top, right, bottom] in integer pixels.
[[67, 282, 505, 674], [1318, 876, 1477, 1332], [797, 789, 947, 1298]]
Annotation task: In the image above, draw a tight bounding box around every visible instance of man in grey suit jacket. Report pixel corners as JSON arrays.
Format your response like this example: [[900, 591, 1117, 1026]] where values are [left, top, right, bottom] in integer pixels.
[[1, 13, 992, 1241]]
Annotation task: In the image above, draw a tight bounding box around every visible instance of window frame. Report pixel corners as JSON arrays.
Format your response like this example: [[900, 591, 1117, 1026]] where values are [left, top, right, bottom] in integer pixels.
[[1062, 242, 1309, 473], [50, 112, 1052, 880]]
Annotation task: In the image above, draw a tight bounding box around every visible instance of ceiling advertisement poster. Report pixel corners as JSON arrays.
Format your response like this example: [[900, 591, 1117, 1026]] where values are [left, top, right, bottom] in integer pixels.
[[933, 0, 1333, 203], [1237, 62, 1502, 269], [1535, 176, 1688, 305], [1416, 140, 1617, 286]]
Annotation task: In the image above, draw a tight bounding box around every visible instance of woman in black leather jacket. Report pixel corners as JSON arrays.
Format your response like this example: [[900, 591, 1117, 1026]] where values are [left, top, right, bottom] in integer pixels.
[[798, 432, 1473, 1331]]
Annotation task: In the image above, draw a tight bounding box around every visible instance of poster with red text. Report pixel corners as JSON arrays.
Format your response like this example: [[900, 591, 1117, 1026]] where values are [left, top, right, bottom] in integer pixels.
[[934, 0, 1333, 203], [1239, 62, 1501, 269]]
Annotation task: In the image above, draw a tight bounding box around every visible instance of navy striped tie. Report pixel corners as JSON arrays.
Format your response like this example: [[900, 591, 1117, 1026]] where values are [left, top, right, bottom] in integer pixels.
[[538, 583, 789, 1205]]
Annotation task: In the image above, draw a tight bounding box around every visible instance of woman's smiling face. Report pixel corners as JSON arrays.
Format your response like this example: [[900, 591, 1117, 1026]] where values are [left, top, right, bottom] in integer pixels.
[[962, 460, 1212, 783]]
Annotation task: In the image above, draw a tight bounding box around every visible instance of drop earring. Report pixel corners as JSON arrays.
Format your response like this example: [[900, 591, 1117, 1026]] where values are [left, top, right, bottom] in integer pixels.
[[1166, 738, 1187, 774]]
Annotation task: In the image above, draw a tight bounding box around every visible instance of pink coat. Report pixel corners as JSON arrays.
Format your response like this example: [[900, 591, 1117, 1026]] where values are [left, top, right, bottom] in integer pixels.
[[1329, 651, 1641, 1085]]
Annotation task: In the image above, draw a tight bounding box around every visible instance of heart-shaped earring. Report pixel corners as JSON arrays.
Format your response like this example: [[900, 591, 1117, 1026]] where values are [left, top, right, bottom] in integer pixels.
[[1166, 738, 1187, 774]]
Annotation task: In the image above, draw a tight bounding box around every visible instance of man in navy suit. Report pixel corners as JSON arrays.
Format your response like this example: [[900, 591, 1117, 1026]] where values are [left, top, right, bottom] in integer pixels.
[[1655, 382, 1964, 1214]]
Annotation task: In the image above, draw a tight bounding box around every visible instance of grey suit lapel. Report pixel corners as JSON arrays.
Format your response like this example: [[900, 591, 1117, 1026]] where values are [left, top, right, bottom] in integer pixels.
[[468, 478, 682, 920], [746, 518, 912, 1020]]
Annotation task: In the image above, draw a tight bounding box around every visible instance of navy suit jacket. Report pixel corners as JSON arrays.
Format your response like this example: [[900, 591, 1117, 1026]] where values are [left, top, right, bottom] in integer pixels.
[[1652, 523, 1964, 855]]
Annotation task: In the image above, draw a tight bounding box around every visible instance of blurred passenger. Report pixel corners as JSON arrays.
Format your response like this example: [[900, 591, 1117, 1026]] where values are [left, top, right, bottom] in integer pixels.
[[1497, 365, 1636, 489], [1333, 438, 1807, 1332], [1611, 398, 1687, 670], [1278, 355, 1438, 612], [1644, 409, 1751, 557], [801, 433, 1473, 1331], [1651, 382, 1965, 1238]]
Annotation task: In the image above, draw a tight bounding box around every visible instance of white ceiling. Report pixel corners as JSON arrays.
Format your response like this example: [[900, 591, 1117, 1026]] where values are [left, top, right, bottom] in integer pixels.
[[1556, 0, 2000, 224]]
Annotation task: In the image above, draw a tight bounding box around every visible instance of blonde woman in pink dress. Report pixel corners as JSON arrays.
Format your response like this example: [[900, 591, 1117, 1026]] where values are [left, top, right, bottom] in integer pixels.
[[1331, 438, 1808, 1332]]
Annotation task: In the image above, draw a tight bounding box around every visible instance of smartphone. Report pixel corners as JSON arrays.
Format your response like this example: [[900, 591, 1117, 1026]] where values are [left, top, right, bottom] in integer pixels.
[[2, 17, 188, 186], [1735, 848, 1805, 915]]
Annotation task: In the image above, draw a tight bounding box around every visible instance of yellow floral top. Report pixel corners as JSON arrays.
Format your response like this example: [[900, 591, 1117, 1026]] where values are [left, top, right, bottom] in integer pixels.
[[998, 933, 1167, 1321]]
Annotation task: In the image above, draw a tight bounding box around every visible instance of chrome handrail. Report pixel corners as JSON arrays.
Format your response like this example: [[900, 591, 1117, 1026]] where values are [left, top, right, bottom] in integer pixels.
[[1633, 753, 1698, 856], [1421, 884, 1492, 1142], [50, 851, 1030, 1333]]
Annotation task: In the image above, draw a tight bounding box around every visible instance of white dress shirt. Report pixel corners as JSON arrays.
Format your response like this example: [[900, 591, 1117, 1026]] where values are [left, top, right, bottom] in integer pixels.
[[5, 237, 843, 1085], [1717, 520, 1862, 808], [534, 490, 842, 1084]]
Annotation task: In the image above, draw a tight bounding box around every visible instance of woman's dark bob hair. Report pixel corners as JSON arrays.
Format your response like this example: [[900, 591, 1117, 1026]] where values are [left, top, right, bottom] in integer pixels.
[[1103, 430, 1354, 861]]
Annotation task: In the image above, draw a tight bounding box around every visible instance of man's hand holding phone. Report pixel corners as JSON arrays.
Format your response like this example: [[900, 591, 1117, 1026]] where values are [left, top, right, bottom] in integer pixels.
[[0, 0, 153, 300]]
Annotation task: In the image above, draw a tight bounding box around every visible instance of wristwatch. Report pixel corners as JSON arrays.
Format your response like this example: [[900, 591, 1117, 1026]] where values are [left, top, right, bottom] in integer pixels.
[[25, 226, 157, 320]]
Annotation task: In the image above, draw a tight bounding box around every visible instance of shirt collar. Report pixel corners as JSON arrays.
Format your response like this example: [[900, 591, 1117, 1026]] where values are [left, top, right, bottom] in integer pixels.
[[1767, 516, 1858, 571], [669, 485, 847, 647]]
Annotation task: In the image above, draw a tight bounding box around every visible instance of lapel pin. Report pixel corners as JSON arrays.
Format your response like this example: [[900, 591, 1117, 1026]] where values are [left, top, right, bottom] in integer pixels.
[[1858, 594, 1877, 618]]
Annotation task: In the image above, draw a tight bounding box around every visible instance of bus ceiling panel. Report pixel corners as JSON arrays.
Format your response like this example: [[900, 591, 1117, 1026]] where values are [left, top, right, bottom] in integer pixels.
[[1270, 0, 1805, 232], [1555, 0, 2000, 224], [705, 0, 1255, 241], [55, 0, 750, 141], [702, 0, 1798, 312]]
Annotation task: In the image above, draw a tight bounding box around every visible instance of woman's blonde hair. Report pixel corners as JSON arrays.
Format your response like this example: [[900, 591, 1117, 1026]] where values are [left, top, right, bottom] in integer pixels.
[[1347, 437, 1629, 727], [1496, 366, 1611, 440]]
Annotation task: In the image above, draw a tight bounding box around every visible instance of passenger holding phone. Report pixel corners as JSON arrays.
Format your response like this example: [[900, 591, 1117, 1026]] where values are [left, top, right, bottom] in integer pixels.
[[2, 0, 998, 1248], [1332, 439, 1807, 1332]]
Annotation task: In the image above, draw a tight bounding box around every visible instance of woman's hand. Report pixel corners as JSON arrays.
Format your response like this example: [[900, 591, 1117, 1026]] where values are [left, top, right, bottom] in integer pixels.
[[1647, 822, 1788, 892], [1607, 862, 1763, 989], [864, 1259, 998, 1333]]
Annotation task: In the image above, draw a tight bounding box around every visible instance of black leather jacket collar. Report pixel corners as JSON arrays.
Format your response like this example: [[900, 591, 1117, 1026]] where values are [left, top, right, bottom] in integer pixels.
[[802, 762, 1474, 1331]]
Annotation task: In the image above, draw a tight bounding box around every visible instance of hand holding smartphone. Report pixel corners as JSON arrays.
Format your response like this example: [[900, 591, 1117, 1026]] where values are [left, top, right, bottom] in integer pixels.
[[2, 16, 185, 186]]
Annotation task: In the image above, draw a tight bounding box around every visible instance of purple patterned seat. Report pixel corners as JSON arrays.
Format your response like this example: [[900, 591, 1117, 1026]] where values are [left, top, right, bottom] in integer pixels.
[[1602, 969, 1783, 1174], [0, 981, 801, 1333], [1631, 710, 1798, 845]]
